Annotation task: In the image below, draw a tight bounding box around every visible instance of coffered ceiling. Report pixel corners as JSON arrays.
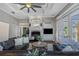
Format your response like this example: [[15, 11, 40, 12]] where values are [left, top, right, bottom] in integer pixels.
[[0, 3, 68, 20]]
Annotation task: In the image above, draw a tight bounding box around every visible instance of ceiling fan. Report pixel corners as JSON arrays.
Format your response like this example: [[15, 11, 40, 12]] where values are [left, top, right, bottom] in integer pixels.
[[16, 3, 42, 13]]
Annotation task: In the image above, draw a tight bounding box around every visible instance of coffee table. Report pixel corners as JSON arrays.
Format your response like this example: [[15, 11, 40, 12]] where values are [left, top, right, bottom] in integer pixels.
[[32, 42, 47, 48]]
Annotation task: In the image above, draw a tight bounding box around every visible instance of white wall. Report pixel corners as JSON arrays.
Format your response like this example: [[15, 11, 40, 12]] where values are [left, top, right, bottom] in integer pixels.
[[0, 22, 9, 42], [0, 9, 20, 38], [42, 17, 56, 41], [29, 17, 56, 41]]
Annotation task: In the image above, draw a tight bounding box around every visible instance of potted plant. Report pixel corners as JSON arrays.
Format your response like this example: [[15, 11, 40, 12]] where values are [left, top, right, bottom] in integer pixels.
[[37, 35, 42, 44], [27, 48, 47, 56]]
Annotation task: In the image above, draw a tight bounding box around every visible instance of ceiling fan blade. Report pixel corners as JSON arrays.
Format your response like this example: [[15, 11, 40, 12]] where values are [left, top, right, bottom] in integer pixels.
[[20, 6, 26, 10], [32, 3, 45, 5], [32, 5, 41, 8], [27, 8, 30, 13], [14, 3, 26, 5], [31, 7, 36, 12]]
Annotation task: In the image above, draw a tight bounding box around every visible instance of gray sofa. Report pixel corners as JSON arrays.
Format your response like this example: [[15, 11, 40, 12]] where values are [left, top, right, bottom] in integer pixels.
[[0, 37, 29, 50]]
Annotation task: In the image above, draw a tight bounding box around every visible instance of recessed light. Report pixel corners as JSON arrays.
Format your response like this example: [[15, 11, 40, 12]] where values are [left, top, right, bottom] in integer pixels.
[[11, 11, 15, 14]]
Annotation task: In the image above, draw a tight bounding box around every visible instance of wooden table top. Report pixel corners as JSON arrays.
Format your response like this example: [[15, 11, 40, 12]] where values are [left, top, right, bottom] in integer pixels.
[[32, 42, 47, 48]]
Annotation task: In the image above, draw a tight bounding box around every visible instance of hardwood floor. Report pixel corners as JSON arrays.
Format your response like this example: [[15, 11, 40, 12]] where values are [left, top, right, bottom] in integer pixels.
[[0, 50, 26, 56]]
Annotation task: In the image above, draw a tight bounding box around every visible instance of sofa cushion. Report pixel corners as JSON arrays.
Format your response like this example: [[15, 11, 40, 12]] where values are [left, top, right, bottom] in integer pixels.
[[0, 45, 3, 51], [2, 41, 8, 50], [7, 39, 15, 49], [0, 42, 3, 46], [1, 39, 15, 50], [22, 37, 29, 44], [53, 44, 67, 51], [62, 46, 74, 52], [14, 45, 24, 50], [14, 38, 23, 46]]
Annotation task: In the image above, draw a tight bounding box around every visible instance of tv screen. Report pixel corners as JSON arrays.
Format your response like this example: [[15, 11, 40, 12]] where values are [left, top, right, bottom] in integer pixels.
[[44, 28, 53, 34]]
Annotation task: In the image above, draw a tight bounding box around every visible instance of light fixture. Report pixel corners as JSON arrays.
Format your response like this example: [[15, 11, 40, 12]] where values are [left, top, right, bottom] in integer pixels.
[[26, 3, 32, 8], [16, 3, 42, 13], [11, 11, 15, 14], [33, 24, 40, 26]]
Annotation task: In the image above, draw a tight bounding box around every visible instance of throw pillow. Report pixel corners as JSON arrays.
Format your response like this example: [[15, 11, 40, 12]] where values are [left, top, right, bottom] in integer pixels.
[[14, 38, 23, 46], [62, 46, 74, 52]]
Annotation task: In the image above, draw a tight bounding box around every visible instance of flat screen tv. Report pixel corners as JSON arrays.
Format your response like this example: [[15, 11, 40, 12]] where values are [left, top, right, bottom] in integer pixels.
[[43, 28, 53, 34]]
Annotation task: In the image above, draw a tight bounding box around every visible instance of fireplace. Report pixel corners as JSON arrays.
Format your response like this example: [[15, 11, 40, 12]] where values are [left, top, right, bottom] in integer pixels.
[[31, 31, 40, 36], [31, 31, 40, 42]]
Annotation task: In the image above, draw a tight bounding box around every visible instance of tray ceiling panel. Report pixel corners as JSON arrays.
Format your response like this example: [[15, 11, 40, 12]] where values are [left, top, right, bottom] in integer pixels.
[[0, 3, 67, 20]]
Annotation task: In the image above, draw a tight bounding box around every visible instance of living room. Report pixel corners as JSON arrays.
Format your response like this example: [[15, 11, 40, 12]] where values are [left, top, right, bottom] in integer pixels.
[[0, 3, 79, 56]]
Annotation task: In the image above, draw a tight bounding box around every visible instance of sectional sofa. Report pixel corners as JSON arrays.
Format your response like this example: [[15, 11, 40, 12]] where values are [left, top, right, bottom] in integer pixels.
[[0, 37, 29, 51]]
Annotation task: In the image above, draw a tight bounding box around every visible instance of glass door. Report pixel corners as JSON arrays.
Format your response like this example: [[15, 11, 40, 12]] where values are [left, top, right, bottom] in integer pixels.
[[76, 22, 79, 42], [71, 14, 79, 42]]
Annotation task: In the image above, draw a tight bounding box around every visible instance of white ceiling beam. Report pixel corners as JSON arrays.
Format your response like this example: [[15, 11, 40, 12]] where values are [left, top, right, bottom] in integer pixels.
[[56, 4, 78, 19]]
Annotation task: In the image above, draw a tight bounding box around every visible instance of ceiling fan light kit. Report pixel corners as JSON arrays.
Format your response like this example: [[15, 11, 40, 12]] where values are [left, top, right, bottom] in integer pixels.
[[26, 3, 32, 8]]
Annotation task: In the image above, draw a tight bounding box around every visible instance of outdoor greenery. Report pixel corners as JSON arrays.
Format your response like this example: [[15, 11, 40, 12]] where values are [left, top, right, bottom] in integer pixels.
[[34, 35, 42, 41]]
